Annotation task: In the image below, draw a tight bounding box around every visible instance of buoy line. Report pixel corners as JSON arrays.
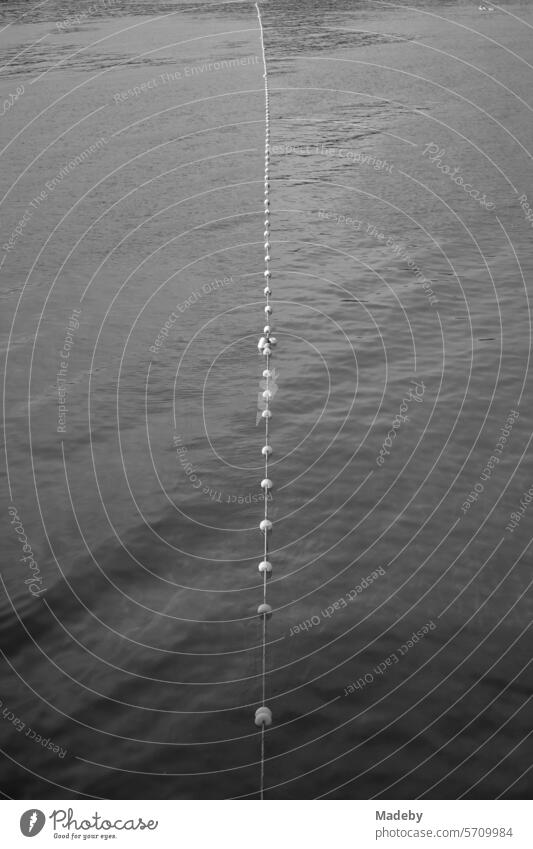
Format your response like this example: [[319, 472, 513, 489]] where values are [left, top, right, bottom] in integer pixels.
[[254, 1, 275, 800]]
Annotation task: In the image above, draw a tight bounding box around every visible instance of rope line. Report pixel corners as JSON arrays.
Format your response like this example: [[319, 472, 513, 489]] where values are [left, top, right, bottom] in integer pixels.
[[254, 0, 275, 801]]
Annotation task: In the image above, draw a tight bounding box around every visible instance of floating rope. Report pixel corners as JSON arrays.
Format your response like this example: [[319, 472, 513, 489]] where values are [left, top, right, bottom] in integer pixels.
[[254, 1, 275, 801]]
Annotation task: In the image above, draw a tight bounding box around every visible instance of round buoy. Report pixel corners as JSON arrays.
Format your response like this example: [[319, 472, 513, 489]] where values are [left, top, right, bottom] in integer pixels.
[[263, 325, 272, 334], [260, 519, 272, 533], [264, 241, 271, 250], [262, 368, 272, 378], [258, 560, 272, 573], [254, 706, 273, 727], [262, 445, 272, 456], [264, 287, 271, 296], [265, 305, 272, 314], [262, 345, 271, 356], [261, 410, 272, 419], [262, 390, 272, 401], [264, 270, 271, 279], [257, 603, 272, 617], [268, 336, 277, 345], [261, 478, 273, 490]]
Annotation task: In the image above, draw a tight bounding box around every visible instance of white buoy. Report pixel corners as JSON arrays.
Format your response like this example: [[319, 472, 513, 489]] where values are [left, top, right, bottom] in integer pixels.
[[255, 1, 276, 785], [268, 336, 277, 345], [254, 706, 273, 727]]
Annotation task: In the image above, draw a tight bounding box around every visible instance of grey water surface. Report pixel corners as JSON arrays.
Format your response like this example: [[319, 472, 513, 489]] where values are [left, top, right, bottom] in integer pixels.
[[1, 0, 532, 799]]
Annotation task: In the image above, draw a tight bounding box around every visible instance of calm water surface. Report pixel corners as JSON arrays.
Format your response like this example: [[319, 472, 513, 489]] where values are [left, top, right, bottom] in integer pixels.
[[1, 0, 532, 799]]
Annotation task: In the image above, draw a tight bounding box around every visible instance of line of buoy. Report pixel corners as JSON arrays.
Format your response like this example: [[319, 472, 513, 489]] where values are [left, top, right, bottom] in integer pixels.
[[254, 1, 274, 801]]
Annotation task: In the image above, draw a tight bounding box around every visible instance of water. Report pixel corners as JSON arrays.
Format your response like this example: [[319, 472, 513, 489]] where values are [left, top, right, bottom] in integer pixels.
[[1, 0, 532, 799]]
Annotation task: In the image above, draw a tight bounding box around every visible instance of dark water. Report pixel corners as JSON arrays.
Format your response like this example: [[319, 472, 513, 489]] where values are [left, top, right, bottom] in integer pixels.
[[1, 0, 532, 799]]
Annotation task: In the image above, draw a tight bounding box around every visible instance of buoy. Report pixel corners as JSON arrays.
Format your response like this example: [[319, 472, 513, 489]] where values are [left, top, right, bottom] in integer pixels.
[[254, 706, 273, 727], [268, 336, 277, 345], [255, 0, 276, 792]]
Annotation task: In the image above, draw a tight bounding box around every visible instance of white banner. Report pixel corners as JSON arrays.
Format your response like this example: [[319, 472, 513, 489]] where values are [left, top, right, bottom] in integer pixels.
[[1, 800, 531, 848]]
